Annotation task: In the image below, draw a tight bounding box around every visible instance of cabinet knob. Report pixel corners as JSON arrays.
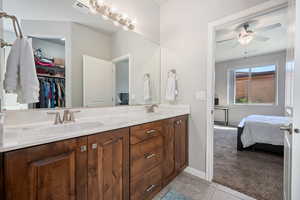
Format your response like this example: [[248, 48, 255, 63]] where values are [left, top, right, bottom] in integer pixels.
[[92, 143, 98, 149], [176, 120, 182, 125], [80, 145, 87, 152]]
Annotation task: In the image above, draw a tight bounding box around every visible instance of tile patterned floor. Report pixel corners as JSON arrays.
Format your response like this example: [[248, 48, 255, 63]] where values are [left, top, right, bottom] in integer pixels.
[[154, 172, 256, 200]]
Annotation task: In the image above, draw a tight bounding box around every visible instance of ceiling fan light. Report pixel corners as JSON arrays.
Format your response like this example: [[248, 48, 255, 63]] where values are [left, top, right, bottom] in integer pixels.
[[238, 34, 254, 45]]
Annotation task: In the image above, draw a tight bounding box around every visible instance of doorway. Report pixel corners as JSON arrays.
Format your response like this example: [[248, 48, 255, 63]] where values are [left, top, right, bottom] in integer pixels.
[[112, 54, 132, 106], [114, 59, 129, 106], [206, 0, 288, 199]]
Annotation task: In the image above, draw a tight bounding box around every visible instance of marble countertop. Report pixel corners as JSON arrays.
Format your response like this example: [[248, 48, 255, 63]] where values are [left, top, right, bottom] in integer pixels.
[[0, 105, 190, 153]]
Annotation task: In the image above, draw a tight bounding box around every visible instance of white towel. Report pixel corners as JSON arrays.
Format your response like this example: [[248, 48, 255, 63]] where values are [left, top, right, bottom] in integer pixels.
[[144, 75, 151, 101], [165, 72, 178, 101], [4, 38, 40, 104]]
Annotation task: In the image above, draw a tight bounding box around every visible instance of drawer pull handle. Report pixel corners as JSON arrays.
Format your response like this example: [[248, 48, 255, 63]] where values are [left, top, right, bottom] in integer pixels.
[[144, 153, 156, 159], [146, 130, 156, 134], [145, 184, 156, 192], [103, 138, 121, 146]]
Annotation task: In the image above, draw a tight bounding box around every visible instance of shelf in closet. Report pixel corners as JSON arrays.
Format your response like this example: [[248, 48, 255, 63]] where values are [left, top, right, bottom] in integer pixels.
[[37, 74, 65, 79], [36, 64, 65, 72]]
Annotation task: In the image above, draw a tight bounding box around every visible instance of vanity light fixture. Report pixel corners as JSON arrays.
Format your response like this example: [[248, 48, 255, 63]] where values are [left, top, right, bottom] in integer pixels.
[[89, 0, 136, 30]]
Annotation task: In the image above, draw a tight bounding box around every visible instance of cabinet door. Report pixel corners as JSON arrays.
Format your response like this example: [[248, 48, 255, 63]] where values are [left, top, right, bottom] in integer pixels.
[[162, 119, 176, 185], [174, 116, 188, 172], [88, 128, 130, 200], [4, 137, 88, 200]]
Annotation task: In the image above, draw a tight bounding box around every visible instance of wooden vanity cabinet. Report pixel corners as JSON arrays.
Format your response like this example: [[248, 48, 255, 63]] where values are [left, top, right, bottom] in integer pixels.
[[2, 128, 130, 200], [130, 121, 164, 200], [0, 153, 4, 200], [162, 115, 189, 186], [174, 115, 189, 172], [130, 115, 189, 199], [0, 115, 188, 200], [87, 128, 130, 200], [4, 137, 88, 200]]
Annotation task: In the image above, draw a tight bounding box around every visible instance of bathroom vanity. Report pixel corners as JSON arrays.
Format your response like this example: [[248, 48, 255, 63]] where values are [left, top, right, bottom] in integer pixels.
[[0, 105, 189, 200]]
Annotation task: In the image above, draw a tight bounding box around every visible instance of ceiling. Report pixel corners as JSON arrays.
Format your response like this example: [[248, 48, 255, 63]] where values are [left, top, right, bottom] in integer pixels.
[[215, 7, 288, 63]]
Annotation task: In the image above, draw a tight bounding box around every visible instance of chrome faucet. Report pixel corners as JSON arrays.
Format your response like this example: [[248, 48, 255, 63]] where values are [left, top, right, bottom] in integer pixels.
[[146, 104, 159, 113], [47, 111, 63, 125], [48, 110, 81, 125]]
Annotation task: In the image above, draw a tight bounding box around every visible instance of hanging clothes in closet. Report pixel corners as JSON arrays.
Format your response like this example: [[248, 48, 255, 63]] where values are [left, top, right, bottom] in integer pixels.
[[35, 77, 65, 108]]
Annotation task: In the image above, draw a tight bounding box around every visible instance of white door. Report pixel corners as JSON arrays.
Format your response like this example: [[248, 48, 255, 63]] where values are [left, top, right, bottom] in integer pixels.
[[83, 55, 113, 107], [283, 0, 300, 200]]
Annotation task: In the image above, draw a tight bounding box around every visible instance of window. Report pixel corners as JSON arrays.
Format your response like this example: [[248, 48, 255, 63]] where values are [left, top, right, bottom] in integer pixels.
[[231, 65, 276, 104]]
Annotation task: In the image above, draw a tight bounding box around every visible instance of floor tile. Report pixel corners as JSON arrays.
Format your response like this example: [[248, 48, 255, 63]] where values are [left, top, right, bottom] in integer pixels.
[[211, 189, 242, 200]]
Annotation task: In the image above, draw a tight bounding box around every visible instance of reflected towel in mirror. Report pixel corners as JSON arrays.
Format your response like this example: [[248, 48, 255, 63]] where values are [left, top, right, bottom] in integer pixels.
[[144, 74, 151, 101], [4, 38, 40, 104], [165, 71, 178, 102]]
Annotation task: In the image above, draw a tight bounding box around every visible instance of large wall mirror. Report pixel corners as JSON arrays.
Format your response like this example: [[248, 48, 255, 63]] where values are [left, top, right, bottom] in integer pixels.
[[0, 0, 161, 110]]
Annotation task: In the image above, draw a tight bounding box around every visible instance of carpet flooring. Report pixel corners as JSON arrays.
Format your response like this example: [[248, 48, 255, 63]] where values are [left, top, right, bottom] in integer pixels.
[[213, 125, 283, 200]]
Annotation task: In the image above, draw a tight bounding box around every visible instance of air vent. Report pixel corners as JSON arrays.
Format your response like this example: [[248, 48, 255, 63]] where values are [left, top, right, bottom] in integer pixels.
[[73, 0, 90, 14]]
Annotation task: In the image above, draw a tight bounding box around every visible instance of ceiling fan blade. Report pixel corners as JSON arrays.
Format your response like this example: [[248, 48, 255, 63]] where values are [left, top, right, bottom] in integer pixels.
[[256, 23, 282, 32], [231, 41, 240, 48], [216, 38, 236, 44], [254, 35, 270, 42]]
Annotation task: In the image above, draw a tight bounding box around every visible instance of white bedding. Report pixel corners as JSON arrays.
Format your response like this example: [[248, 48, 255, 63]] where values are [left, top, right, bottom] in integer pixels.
[[239, 115, 291, 148]]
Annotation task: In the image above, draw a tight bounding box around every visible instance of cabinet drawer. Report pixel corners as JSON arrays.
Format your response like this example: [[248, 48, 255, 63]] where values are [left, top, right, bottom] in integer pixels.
[[130, 165, 162, 200], [131, 136, 163, 177], [130, 121, 163, 144]]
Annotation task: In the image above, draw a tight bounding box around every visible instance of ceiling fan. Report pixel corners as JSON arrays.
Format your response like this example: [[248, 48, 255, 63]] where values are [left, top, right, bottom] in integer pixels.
[[216, 21, 282, 47]]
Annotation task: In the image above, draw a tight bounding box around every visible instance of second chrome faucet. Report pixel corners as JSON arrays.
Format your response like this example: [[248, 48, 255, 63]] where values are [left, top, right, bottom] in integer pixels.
[[47, 110, 80, 125]]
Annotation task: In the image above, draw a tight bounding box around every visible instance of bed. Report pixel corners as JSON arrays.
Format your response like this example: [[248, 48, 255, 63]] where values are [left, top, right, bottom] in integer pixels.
[[237, 115, 290, 155]]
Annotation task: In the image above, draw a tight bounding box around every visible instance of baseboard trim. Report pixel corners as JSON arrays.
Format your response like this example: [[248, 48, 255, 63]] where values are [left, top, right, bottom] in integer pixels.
[[184, 167, 207, 180]]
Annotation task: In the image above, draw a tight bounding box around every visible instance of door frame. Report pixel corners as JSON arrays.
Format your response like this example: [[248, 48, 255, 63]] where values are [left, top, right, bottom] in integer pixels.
[[206, 0, 288, 181], [112, 54, 133, 106]]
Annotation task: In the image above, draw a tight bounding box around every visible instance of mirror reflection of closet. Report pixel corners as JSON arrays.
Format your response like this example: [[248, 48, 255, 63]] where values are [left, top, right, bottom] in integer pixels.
[[30, 37, 66, 109]]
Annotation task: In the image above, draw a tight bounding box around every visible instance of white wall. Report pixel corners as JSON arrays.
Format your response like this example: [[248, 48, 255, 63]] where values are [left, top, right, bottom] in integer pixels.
[[112, 30, 161, 105], [160, 0, 269, 172], [215, 51, 286, 125], [71, 23, 112, 107], [32, 38, 65, 59]]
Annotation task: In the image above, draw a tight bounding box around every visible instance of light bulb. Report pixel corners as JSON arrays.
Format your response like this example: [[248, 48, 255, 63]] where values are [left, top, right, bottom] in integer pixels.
[[102, 14, 109, 20], [122, 14, 128, 19], [89, 7, 98, 14], [97, 0, 104, 5], [132, 19, 137, 25], [113, 21, 120, 26], [123, 26, 129, 31]]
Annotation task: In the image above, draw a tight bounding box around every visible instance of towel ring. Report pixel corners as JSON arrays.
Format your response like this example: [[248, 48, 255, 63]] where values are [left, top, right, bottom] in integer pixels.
[[0, 12, 24, 48], [144, 73, 150, 79], [168, 69, 177, 77]]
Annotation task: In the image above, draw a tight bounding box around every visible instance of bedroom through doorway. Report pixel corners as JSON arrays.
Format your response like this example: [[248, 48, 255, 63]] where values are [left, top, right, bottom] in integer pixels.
[[212, 4, 288, 200]]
